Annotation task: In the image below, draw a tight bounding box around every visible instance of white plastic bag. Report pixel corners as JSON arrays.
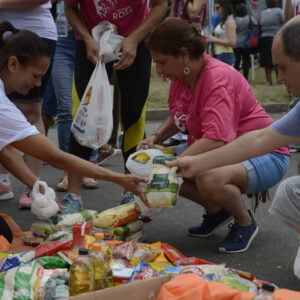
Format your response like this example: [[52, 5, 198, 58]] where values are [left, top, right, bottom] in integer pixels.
[[71, 62, 114, 149], [91, 21, 124, 63], [126, 149, 167, 178], [31, 180, 59, 220], [71, 21, 119, 149]]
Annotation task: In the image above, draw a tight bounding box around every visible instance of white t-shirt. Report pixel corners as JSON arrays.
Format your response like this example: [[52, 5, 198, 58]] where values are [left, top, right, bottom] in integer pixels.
[[0, 2, 57, 40], [0, 80, 39, 151]]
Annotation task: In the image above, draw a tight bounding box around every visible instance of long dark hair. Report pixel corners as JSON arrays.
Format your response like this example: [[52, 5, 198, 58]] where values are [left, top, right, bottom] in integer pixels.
[[0, 21, 50, 72], [215, 0, 234, 26]]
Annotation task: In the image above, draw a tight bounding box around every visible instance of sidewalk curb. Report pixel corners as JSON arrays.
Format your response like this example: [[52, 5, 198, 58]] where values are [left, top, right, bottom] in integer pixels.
[[146, 103, 289, 121]]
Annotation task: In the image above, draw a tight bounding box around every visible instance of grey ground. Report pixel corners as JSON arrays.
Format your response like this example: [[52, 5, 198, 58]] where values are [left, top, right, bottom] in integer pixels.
[[1, 111, 300, 291]]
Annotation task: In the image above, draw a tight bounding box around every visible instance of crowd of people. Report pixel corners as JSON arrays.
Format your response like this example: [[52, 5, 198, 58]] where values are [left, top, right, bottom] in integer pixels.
[[1, 0, 300, 280]]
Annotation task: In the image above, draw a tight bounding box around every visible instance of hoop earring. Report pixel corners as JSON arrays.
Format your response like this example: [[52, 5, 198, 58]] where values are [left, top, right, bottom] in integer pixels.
[[184, 66, 190, 75]]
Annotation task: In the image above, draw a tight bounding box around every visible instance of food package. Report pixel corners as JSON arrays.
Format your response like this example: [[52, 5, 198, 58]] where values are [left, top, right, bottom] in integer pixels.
[[50, 210, 98, 231], [72, 222, 93, 248], [100, 219, 143, 240], [43, 231, 73, 243], [0, 250, 35, 273], [31, 221, 55, 237], [93, 203, 140, 228], [0, 260, 43, 300], [21, 234, 45, 247], [126, 148, 168, 178], [37, 269, 68, 300], [146, 155, 181, 207], [126, 230, 143, 242]]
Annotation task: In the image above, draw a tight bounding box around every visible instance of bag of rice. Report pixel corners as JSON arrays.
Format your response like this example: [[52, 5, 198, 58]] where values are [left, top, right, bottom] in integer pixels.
[[146, 155, 181, 207]]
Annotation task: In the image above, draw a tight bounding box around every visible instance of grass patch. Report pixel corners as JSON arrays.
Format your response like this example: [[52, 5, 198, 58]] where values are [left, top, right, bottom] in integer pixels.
[[147, 63, 290, 110]]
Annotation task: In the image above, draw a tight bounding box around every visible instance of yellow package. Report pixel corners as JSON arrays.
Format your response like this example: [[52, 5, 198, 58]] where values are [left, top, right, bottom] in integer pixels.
[[130, 243, 159, 266], [93, 202, 141, 228]]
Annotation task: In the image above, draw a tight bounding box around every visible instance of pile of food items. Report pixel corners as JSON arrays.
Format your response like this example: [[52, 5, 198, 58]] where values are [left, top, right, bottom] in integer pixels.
[[0, 202, 276, 299]]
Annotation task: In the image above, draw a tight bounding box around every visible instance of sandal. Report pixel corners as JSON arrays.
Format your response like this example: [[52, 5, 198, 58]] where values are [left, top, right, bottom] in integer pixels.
[[56, 175, 68, 192], [82, 177, 99, 189]]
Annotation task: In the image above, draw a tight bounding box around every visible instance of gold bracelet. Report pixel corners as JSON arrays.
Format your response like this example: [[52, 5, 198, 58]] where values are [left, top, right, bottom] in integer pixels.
[[150, 132, 162, 143]]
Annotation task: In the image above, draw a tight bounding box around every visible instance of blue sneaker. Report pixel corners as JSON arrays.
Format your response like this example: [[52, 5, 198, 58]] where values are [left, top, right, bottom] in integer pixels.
[[188, 208, 232, 237], [120, 191, 136, 204], [61, 193, 83, 215], [218, 210, 259, 253]]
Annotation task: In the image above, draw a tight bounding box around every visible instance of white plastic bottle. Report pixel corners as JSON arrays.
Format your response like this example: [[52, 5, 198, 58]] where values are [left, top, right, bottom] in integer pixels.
[[253, 283, 275, 300], [56, 1, 68, 37]]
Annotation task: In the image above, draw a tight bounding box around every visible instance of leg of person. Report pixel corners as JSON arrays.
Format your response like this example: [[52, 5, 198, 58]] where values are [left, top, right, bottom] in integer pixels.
[[184, 152, 289, 253], [42, 75, 57, 137], [265, 66, 272, 85], [233, 47, 242, 72], [52, 32, 76, 192], [62, 40, 95, 214], [268, 175, 300, 279], [116, 41, 151, 203], [241, 49, 250, 80]]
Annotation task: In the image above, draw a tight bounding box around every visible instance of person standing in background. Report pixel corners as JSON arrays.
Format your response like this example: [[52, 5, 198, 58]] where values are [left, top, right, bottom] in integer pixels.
[[60, 0, 167, 213], [0, 0, 57, 208], [284, 0, 300, 20], [207, 0, 236, 66], [259, 0, 284, 85], [233, 3, 257, 80]]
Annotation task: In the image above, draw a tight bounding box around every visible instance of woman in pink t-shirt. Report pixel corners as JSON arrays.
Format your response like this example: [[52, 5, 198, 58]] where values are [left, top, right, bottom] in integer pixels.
[[138, 17, 290, 254]]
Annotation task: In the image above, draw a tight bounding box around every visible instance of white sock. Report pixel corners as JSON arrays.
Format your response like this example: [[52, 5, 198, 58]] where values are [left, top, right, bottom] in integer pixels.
[[0, 174, 10, 185]]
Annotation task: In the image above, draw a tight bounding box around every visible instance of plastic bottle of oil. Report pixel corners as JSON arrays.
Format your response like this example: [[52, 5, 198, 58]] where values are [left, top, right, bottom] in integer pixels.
[[253, 283, 275, 300], [69, 248, 94, 296], [93, 234, 113, 287], [94, 233, 113, 260], [90, 243, 109, 290]]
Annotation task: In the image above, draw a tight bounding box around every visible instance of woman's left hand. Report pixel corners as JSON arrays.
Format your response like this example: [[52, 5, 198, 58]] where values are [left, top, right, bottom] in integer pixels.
[[136, 135, 157, 151]]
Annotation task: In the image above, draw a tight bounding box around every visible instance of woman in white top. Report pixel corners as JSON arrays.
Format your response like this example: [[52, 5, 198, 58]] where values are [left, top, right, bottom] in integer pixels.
[[207, 0, 236, 66], [0, 21, 148, 212]]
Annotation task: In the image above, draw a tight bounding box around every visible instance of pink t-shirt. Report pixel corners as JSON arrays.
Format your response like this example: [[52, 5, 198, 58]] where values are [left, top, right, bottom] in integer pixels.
[[65, 0, 150, 37], [169, 54, 289, 155]]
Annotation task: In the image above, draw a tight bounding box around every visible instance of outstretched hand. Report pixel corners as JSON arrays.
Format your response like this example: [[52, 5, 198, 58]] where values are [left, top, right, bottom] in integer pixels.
[[165, 156, 198, 178], [119, 174, 149, 207]]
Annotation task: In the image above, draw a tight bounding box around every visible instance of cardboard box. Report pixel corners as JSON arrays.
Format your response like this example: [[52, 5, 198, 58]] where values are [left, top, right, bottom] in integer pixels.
[[67, 274, 173, 300]]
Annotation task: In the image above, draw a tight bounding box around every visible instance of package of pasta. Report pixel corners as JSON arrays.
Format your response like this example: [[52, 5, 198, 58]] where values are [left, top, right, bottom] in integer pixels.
[[146, 155, 181, 207], [93, 202, 141, 228]]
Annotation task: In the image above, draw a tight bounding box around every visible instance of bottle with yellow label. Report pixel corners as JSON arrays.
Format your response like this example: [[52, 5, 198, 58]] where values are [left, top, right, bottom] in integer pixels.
[[69, 248, 94, 296], [90, 243, 110, 290]]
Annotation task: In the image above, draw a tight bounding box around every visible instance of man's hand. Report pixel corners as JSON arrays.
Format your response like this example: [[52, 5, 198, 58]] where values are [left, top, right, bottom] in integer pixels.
[[165, 156, 198, 178]]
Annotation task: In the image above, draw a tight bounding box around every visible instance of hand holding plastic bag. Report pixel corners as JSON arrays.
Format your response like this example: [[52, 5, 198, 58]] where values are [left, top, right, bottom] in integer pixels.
[[31, 181, 59, 220], [91, 21, 124, 63]]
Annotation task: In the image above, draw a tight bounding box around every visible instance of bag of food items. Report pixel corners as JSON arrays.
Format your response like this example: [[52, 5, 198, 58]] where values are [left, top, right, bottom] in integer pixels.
[[146, 156, 181, 207]]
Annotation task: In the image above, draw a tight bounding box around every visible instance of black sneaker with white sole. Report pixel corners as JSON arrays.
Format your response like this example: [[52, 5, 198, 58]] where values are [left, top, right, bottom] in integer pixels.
[[188, 208, 232, 237]]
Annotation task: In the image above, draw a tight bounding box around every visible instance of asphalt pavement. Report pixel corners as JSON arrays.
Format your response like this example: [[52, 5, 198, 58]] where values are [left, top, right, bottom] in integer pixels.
[[1, 111, 300, 291]]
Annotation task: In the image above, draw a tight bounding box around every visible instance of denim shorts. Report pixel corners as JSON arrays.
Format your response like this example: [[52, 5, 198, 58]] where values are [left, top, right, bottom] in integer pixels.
[[215, 52, 236, 66], [242, 152, 290, 194]]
